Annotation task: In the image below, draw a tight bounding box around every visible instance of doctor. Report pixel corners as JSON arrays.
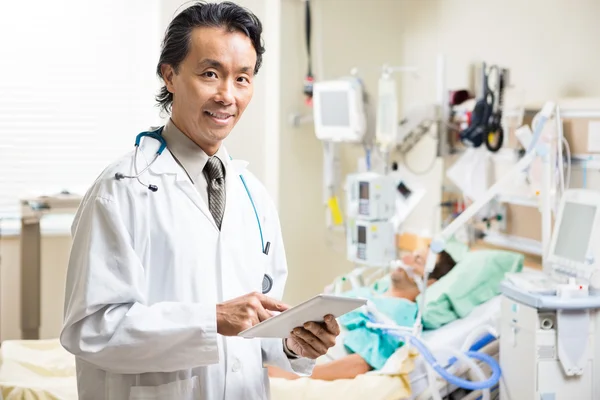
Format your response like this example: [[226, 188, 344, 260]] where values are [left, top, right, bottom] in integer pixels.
[[60, 2, 340, 399]]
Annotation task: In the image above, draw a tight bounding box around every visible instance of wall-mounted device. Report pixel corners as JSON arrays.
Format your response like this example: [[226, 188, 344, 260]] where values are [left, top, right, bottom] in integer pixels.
[[312, 77, 367, 143]]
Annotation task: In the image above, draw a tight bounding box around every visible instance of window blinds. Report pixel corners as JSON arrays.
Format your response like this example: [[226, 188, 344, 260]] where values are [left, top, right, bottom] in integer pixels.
[[0, 0, 163, 218]]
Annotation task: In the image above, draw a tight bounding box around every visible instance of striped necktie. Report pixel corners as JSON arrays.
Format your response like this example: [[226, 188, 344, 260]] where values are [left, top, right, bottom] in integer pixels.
[[203, 157, 226, 229]]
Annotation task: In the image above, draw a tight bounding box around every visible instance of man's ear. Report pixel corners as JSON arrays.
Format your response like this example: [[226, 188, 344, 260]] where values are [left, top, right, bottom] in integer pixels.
[[161, 64, 176, 93]]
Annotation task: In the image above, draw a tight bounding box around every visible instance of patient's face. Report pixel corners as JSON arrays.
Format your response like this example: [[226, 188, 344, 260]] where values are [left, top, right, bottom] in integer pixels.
[[389, 266, 420, 296], [389, 248, 440, 298], [390, 267, 416, 287], [401, 248, 429, 276], [387, 267, 420, 301]]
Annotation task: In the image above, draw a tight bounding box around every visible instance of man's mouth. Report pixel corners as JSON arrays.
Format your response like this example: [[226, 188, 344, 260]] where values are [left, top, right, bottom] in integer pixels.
[[205, 111, 233, 121]]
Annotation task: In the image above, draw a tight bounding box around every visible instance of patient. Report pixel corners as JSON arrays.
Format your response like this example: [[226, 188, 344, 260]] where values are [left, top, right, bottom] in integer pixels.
[[268, 248, 458, 381]]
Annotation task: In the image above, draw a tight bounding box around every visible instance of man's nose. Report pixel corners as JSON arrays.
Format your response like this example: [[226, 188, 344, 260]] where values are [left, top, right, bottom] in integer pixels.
[[214, 80, 235, 105]]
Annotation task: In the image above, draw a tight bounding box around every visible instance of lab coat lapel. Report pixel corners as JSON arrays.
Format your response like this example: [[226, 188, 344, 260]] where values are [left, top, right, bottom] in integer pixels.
[[175, 179, 218, 231], [147, 146, 218, 230]]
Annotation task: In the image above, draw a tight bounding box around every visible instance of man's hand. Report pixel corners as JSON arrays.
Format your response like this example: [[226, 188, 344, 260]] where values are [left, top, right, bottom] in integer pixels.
[[285, 315, 340, 359], [216, 292, 289, 336]]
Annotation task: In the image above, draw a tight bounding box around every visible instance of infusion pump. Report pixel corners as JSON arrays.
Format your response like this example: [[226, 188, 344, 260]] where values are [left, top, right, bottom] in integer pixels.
[[345, 173, 396, 221], [346, 219, 396, 267], [345, 171, 425, 267], [345, 173, 401, 267], [345, 171, 424, 225]]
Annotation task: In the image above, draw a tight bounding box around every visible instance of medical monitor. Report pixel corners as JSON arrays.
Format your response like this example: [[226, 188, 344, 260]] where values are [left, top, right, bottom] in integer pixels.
[[313, 78, 367, 143], [547, 189, 600, 283]]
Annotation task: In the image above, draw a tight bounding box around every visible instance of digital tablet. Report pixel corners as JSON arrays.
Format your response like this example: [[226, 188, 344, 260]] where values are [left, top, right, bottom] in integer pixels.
[[238, 294, 367, 339]]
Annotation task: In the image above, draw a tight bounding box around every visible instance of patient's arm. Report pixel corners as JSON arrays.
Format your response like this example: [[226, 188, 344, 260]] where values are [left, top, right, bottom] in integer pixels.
[[268, 354, 373, 381]]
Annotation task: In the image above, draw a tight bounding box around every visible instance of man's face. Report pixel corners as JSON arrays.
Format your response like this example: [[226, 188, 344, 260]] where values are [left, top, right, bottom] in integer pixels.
[[390, 267, 418, 290], [400, 248, 429, 277], [161, 26, 257, 153]]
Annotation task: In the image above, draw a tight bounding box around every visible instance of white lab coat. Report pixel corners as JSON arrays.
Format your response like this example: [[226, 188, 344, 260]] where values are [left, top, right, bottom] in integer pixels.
[[60, 134, 314, 400]]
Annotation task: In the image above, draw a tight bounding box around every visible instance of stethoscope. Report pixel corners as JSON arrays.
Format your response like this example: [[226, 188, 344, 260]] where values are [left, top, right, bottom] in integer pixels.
[[115, 127, 274, 294]]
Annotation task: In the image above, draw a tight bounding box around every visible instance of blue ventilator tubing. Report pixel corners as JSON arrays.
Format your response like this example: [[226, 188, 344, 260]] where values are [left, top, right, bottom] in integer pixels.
[[446, 333, 496, 366], [366, 311, 502, 392]]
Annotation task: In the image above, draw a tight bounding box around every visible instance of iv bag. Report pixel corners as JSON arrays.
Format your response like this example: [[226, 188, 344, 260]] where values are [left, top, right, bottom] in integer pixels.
[[376, 76, 398, 148]]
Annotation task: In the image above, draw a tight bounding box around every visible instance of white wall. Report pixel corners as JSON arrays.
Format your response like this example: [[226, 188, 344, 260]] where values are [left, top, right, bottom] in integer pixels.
[[396, 0, 600, 106], [0, 0, 161, 341]]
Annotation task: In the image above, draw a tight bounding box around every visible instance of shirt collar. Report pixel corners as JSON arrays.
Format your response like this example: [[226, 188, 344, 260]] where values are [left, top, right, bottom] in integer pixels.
[[161, 118, 229, 183]]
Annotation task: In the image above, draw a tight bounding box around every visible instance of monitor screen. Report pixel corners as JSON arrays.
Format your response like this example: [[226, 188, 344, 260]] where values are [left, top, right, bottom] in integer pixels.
[[319, 90, 350, 127], [358, 225, 367, 244], [359, 181, 369, 200], [553, 201, 597, 263]]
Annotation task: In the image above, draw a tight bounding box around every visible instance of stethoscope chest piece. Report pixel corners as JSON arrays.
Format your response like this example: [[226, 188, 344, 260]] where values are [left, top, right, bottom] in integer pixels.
[[262, 274, 273, 294]]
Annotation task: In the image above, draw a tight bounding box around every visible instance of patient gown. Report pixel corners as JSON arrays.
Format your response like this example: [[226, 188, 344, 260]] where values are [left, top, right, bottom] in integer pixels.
[[339, 287, 418, 370]]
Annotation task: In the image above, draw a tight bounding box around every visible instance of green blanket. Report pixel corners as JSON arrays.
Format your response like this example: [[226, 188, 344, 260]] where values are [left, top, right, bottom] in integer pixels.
[[419, 250, 524, 329]]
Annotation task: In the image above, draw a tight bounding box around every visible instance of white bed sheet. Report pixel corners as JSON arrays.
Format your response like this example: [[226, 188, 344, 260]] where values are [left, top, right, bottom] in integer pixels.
[[408, 295, 502, 397]]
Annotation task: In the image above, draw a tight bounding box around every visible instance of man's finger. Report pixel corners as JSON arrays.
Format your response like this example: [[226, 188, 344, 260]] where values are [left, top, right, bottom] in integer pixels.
[[292, 327, 328, 355], [289, 335, 320, 359], [304, 322, 336, 348], [255, 305, 272, 322], [259, 295, 290, 312], [303, 322, 326, 338], [323, 314, 340, 335]]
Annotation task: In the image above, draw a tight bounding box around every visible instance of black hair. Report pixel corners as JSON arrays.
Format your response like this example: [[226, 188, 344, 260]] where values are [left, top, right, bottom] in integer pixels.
[[155, 1, 265, 113], [429, 250, 457, 281]]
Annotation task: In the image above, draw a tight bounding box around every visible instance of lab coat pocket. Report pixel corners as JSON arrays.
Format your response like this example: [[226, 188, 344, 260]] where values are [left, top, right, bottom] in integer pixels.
[[129, 376, 200, 400]]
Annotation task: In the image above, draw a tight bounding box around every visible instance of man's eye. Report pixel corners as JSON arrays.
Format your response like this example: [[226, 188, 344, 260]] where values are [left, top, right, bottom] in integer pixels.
[[203, 71, 217, 78]]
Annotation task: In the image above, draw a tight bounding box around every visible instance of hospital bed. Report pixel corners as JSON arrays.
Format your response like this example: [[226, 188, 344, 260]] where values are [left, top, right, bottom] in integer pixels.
[[0, 296, 501, 400], [0, 256, 523, 400], [269, 295, 503, 400]]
